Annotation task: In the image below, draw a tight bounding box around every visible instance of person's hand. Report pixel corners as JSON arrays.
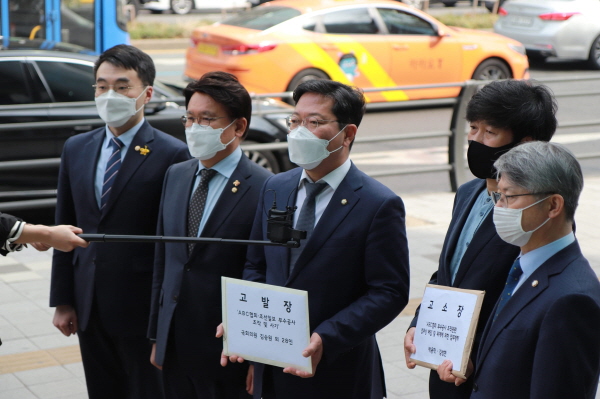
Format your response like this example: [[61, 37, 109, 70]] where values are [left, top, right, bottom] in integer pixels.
[[283, 332, 323, 378], [150, 343, 162, 370], [216, 323, 245, 366], [53, 305, 78, 336], [437, 359, 473, 386], [45, 225, 88, 252], [31, 242, 51, 251], [246, 364, 254, 395], [404, 327, 417, 369]]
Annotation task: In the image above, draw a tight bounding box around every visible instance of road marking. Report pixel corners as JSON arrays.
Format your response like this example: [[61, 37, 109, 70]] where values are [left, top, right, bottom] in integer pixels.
[[0, 345, 81, 374]]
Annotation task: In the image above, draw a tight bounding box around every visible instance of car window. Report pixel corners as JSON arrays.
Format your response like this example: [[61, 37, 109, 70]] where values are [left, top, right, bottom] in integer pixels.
[[35, 60, 95, 102], [322, 8, 379, 34], [378, 8, 436, 36], [223, 6, 301, 30], [0, 60, 34, 105]]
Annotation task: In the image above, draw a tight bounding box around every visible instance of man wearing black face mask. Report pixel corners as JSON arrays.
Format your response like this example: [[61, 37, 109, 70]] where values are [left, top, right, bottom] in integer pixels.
[[403, 79, 557, 399]]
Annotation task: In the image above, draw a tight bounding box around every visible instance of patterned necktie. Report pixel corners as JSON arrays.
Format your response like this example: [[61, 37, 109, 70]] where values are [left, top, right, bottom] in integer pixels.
[[187, 168, 218, 253], [493, 258, 523, 322], [289, 181, 328, 273], [100, 137, 124, 210]]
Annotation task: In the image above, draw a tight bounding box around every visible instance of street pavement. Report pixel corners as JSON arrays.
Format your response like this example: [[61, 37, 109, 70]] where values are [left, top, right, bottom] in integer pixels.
[[1, 174, 599, 398]]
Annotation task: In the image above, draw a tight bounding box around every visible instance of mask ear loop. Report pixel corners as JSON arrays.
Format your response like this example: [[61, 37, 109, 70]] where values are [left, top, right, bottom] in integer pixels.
[[327, 124, 347, 154]]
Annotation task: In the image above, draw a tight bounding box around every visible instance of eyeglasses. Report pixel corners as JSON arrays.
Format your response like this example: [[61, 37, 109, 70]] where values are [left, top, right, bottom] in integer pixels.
[[491, 192, 553, 208], [181, 115, 228, 127], [92, 84, 145, 96], [285, 115, 339, 132]]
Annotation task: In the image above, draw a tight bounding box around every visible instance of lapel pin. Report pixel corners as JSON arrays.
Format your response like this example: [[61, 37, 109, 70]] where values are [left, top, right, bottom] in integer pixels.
[[532, 280, 539, 287], [232, 187, 238, 193], [233, 180, 240, 186], [341, 199, 348, 205], [135, 145, 150, 155]]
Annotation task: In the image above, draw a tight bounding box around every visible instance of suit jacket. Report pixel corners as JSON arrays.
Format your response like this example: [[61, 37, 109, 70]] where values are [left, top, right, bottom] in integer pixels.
[[50, 121, 190, 336], [148, 154, 272, 378], [243, 163, 410, 399], [472, 241, 600, 399], [409, 178, 520, 399], [0, 213, 21, 256]]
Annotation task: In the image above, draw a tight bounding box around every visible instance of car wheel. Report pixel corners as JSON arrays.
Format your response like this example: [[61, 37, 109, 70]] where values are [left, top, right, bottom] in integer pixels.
[[588, 35, 600, 70], [472, 59, 511, 80], [243, 140, 281, 173], [171, 0, 193, 14], [286, 69, 329, 104]]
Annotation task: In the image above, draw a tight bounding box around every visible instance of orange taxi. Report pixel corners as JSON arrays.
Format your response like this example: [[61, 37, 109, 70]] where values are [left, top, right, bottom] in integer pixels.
[[185, 0, 529, 103]]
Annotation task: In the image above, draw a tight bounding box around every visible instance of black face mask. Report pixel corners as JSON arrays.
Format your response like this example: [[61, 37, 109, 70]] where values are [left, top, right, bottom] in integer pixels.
[[467, 140, 516, 179]]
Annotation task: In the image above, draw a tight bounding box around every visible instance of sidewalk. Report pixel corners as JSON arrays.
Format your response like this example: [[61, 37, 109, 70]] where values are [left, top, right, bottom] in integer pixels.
[[1, 176, 599, 399]]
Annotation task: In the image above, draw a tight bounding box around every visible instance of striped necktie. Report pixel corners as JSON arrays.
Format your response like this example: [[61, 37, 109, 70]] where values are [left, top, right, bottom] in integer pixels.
[[101, 137, 124, 210]]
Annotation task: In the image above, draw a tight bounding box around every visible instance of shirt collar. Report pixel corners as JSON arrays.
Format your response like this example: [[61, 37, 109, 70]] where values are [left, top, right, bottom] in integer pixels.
[[104, 118, 144, 149], [196, 146, 242, 179], [519, 231, 575, 276], [299, 158, 352, 189]]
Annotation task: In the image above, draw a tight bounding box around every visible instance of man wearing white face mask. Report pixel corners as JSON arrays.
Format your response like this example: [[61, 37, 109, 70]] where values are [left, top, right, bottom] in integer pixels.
[[51, 45, 190, 399], [148, 71, 272, 399], [221, 80, 409, 399], [443, 141, 600, 399]]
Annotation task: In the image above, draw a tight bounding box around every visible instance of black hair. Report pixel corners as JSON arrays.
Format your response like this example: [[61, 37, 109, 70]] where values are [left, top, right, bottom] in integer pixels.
[[184, 71, 252, 138], [466, 79, 557, 143], [94, 44, 155, 86]]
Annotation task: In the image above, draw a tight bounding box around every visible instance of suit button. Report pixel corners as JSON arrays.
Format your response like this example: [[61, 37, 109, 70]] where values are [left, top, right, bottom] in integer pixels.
[[173, 295, 178, 302], [473, 382, 478, 392], [185, 267, 191, 272]]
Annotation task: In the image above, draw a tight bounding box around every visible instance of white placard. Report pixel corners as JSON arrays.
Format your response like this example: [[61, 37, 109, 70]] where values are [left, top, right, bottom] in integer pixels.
[[410, 284, 485, 378], [221, 277, 312, 373]]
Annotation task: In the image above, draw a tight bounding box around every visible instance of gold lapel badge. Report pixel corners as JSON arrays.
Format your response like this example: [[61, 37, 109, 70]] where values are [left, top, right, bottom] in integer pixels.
[[532, 280, 539, 287], [232, 180, 240, 193], [135, 145, 150, 155], [341, 199, 348, 205]]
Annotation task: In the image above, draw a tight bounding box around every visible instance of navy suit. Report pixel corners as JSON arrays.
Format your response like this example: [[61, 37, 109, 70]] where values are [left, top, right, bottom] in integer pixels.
[[409, 178, 520, 399], [472, 241, 600, 399], [244, 164, 410, 399], [148, 155, 271, 398], [51, 121, 190, 398]]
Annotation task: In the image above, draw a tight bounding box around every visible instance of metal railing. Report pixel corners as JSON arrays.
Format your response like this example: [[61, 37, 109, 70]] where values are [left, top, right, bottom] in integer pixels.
[[2, 76, 600, 212]]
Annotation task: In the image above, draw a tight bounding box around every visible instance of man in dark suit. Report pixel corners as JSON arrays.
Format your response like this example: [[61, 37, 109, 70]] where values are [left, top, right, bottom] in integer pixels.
[[221, 80, 410, 399], [148, 72, 271, 399], [403, 80, 558, 399], [1, 213, 87, 255], [50, 45, 190, 399], [438, 141, 600, 398]]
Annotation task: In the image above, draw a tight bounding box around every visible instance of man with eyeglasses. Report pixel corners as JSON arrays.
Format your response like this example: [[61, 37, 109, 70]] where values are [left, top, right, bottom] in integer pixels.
[[219, 79, 409, 399], [148, 71, 271, 399], [438, 141, 600, 398], [404, 79, 558, 399], [51, 44, 190, 399]]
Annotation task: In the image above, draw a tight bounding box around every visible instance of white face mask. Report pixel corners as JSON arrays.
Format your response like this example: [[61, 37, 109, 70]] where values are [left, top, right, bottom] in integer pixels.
[[95, 87, 148, 128], [185, 119, 237, 160], [493, 196, 551, 247], [287, 125, 345, 170]]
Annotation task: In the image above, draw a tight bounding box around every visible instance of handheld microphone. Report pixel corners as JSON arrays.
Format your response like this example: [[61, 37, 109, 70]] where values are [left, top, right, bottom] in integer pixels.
[[265, 190, 306, 247]]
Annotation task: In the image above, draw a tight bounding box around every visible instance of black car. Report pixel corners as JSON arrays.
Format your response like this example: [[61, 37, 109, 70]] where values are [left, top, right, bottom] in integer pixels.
[[0, 50, 292, 221]]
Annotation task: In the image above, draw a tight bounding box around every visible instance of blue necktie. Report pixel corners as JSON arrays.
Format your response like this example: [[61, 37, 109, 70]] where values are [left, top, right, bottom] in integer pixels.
[[289, 181, 328, 273], [187, 169, 218, 253], [100, 137, 124, 210], [493, 258, 523, 322]]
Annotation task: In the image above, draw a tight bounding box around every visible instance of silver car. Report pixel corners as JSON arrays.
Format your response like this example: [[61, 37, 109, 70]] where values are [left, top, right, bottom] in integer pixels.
[[494, 0, 600, 69]]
